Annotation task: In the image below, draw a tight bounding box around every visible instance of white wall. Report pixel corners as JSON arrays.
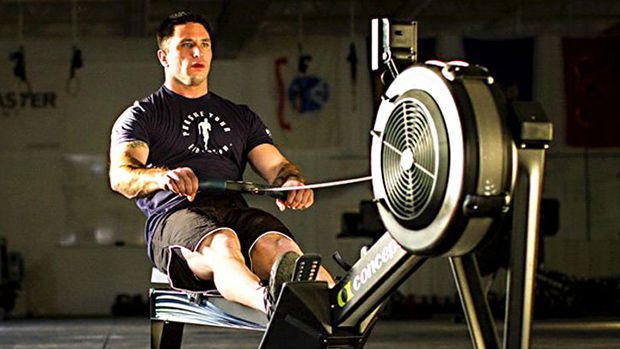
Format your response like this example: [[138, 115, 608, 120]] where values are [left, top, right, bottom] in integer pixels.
[[0, 35, 376, 315], [0, 31, 617, 316], [0, 39, 162, 315]]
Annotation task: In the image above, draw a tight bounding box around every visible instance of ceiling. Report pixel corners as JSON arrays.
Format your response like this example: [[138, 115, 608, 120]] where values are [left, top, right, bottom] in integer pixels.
[[0, 0, 619, 58]]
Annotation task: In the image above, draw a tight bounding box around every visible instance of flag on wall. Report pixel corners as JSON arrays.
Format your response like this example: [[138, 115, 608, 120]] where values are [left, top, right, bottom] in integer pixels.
[[230, 35, 373, 151], [270, 37, 342, 149], [463, 38, 534, 101], [563, 38, 620, 147]]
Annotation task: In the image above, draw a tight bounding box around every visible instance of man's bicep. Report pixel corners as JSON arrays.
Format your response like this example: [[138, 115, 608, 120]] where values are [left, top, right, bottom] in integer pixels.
[[110, 140, 149, 169]]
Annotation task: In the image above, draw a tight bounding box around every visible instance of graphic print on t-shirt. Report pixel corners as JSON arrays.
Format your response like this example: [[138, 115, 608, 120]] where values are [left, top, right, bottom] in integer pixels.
[[198, 118, 211, 150], [181, 110, 233, 154]]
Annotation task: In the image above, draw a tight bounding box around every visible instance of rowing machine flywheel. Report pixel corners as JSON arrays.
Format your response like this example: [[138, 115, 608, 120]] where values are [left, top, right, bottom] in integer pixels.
[[371, 61, 515, 256]]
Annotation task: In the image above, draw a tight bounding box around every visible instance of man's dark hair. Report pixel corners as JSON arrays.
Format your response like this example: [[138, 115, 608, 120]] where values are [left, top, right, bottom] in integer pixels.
[[156, 12, 212, 49]]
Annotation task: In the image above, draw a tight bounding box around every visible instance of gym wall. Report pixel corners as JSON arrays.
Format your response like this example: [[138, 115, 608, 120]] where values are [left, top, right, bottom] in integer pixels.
[[0, 32, 617, 316]]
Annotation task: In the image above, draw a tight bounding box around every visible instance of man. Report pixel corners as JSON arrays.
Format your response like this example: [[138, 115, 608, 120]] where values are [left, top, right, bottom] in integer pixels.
[[109, 12, 333, 317]]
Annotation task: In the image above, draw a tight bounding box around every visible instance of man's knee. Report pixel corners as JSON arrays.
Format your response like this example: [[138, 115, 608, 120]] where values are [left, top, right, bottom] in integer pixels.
[[197, 228, 244, 260], [252, 232, 302, 257]]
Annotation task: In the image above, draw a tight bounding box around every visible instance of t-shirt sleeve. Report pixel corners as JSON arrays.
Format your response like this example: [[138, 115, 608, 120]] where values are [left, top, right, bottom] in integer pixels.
[[244, 106, 274, 152], [110, 101, 151, 147]]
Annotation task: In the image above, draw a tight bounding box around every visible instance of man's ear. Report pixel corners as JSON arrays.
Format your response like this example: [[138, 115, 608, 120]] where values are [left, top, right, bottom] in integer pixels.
[[157, 48, 168, 68]]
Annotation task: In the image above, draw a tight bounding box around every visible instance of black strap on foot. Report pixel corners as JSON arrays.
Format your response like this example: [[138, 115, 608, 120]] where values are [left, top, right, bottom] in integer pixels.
[[293, 253, 321, 282]]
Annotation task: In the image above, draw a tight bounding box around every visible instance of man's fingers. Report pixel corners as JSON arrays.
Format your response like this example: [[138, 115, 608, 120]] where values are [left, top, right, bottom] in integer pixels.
[[281, 179, 313, 209], [168, 182, 181, 194], [287, 190, 302, 207], [178, 172, 193, 196], [301, 189, 313, 208], [285, 191, 295, 205], [295, 190, 307, 208], [190, 175, 199, 200], [285, 189, 313, 210], [164, 174, 181, 194], [276, 199, 286, 211], [298, 189, 313, 209], [164, 167, 198, 200], [178, 168, 198, 199]]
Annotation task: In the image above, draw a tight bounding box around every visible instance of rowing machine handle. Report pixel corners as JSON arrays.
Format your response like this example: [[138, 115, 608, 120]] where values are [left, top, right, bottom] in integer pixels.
[[198, 180, 288, 201], [198, 180, 227, 192]]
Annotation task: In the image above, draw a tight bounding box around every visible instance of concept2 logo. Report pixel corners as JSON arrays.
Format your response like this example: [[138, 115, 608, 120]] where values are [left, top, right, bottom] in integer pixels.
[[337, 280, 353, 307], [336, 240, 400, 307]]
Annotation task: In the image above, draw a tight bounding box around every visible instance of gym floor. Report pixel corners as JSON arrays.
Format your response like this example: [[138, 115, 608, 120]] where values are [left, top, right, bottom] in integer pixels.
[[0, 317, 619, 348]]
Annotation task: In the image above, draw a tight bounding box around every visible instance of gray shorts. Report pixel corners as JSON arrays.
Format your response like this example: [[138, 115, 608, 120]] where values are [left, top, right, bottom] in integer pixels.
[[151, 194, 295, 292]]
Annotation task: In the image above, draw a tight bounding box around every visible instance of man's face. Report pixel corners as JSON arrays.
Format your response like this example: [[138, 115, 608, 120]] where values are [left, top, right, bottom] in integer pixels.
[[159, 22, 212, 87]]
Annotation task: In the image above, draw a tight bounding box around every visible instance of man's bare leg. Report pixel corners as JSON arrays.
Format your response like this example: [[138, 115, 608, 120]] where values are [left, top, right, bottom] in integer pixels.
[[181, 229, 267, 313], [250, 232, 335, 286]]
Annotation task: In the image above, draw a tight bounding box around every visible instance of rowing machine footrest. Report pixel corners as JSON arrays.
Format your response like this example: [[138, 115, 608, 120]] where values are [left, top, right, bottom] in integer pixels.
[[259, 281, 371, 349], [260, 281, 331, 349], [294, 253, 321, 282]]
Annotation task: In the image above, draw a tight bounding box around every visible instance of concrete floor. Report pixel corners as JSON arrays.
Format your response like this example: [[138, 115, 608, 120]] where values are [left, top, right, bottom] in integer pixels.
[[0, 317, 619, 349]]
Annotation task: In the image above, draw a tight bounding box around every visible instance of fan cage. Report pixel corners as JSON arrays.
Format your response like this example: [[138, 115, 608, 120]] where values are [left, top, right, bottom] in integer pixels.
[[381, 98, 440, 221]]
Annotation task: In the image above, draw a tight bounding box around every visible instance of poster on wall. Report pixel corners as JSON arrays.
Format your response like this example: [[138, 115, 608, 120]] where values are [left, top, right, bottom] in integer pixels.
[[0, 47, 63, 152], [563, 37, 620, 147], [269, 37, 342, 149], [0, 86, 62, 151]]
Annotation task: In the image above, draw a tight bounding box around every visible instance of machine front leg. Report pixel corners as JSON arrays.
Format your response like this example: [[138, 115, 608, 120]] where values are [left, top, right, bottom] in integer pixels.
[[450, 254, 501, 349]]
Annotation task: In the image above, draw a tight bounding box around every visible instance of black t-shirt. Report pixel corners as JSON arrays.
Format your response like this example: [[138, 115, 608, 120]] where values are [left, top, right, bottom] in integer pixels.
[[110, 86, 273, 255]]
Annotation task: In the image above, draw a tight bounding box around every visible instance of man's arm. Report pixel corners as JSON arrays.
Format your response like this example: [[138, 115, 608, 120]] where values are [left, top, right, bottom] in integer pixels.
[[248, 143, 313, 210], [109, 140, 198, 201]]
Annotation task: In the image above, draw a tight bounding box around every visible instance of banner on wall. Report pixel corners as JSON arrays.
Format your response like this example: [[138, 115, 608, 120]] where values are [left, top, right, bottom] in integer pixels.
[[0, 88, 62, 151], [463, 38, 534, 101], [0, 91, 57, 113], [270, 37, 342, 149], [563, 38, 620, 147]]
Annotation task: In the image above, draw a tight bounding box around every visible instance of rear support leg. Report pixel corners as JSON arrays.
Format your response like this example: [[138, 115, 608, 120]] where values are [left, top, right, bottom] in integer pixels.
[[151, 320, 184, 349]]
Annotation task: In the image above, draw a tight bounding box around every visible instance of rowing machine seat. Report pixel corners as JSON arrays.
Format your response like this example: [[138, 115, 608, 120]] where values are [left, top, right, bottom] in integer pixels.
[[150, 268, 267, 329]]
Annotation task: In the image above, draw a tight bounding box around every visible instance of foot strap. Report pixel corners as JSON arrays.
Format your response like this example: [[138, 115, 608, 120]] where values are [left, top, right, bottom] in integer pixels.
[[292, 254, 321, 282]]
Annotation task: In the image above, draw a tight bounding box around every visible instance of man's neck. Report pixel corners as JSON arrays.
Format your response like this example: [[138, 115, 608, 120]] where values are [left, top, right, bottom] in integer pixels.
[[164, 79, 208, 99]]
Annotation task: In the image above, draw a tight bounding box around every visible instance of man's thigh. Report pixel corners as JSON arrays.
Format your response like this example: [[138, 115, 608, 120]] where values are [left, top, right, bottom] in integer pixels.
[[223, 207, 296, 260], [151, 207, 221, 273]]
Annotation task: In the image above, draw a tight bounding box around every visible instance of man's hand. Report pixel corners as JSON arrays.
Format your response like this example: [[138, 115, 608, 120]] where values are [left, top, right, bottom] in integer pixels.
[[159, 167, 199, 202], [246, 144, 311, 211], [276, 177, 314, 211]]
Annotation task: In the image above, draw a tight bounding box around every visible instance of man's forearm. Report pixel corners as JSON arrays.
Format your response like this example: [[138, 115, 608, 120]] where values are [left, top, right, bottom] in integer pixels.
[[271, 162, 305, 186], [110, 164, 166, 199]]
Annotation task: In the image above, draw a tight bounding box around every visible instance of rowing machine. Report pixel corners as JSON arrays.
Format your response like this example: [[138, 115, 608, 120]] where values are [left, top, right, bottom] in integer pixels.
[[150, 18, 552, 349]]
